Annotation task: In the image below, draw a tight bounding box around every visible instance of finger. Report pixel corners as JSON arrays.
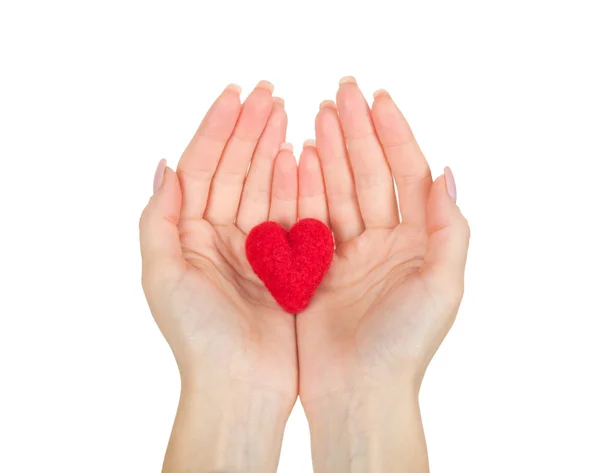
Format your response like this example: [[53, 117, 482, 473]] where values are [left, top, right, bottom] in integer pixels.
[[315, 100, 364, 242], [177, 84, 242, 220], [268, 144, 298, 230], [298, 141, 329, 225], [140, 160, 186, 290], [372, 89, 432, 227], [336, 77, 398, 228], [421, 168, 470, 299], [204, 81, 274, 225], [236, 97, 287, 233]]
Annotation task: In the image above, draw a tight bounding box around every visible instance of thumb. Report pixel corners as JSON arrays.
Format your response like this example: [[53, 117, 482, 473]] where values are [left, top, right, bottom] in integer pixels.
[[139, 159, 185, 289], [421, 167, 470, 297]]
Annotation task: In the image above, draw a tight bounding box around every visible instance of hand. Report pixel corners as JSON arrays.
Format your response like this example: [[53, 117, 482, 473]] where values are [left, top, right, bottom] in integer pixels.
[[139, 82, 299, 472], [296, 77, 470, 472]]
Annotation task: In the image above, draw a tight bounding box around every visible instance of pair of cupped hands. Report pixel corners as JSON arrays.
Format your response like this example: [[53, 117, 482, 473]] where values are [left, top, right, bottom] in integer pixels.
[[139, 76, 469, 472]]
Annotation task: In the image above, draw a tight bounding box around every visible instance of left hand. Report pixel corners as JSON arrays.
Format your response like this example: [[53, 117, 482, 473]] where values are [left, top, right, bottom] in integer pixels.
[[295, 77, 470, 472]]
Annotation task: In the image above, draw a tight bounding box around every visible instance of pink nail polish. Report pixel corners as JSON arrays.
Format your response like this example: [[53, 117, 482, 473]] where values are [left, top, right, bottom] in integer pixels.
[[444, 166, 457, 202], [153, 159, 167, 194]]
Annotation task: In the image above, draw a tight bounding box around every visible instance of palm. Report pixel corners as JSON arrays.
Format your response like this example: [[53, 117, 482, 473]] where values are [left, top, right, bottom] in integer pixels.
[[299, 226, 441, 401], [167, 219, 295, 393], [179, 219, 277, 308]]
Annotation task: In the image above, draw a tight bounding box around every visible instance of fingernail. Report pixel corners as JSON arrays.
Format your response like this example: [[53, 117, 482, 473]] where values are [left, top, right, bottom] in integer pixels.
[[444, 166, 457, 202], [280, 142, 293, 152], [339, 76, 357, 86], [273, 96, 285, 107], [319, 99, 337, 110], [153, 159, 167, 194], [303, 139, 316, 148], [225, 83, 242, 95], [256, 80, 274, 93], [373, 88, 390, 98]]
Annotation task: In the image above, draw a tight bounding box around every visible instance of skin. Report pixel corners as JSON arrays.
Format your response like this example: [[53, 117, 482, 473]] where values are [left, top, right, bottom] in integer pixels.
[[139, 78, 470, 473], [297, 78, 470, 472], [139, 82, 299, 472]]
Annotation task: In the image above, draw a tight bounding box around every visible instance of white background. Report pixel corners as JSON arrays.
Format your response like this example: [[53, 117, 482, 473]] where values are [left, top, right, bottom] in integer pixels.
[[1, 0, 599, 471]]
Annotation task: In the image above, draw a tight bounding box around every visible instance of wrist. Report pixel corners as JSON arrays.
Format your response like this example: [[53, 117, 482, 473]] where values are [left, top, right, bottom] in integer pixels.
[[302, 386, 428, 473], [163, 379, 292, 473]]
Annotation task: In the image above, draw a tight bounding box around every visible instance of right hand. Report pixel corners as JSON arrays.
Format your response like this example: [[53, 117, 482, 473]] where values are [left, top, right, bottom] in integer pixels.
[[139, 81, 299, 412]]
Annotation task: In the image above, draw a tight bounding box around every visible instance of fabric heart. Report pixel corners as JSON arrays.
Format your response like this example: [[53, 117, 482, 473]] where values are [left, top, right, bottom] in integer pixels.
[[245, 218, 334, 313]]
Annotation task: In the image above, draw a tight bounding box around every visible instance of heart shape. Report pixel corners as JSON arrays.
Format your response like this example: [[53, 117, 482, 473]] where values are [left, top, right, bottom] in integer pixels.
[[245, 218, 334, 313]]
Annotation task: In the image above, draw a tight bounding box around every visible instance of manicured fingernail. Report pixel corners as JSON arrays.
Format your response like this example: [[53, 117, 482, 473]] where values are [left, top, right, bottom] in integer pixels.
[[373, 88, 390, 98], [256, 80, 274, 93], [303, 139, 316, 148], [319, 99, 337, 110], [273, 96, 285, 107], [444, 166, 457, 202], [225, 83, 242, 95], [153, 159, 167, 194], [280, 142, 293, 152], [339, 76, 357, 85]]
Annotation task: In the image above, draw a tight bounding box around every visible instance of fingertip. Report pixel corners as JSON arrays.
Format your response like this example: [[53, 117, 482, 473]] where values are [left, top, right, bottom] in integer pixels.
[[371, 90, 397, 117], [299, 146, 324, 195], [299, 145, 320, 170], [319, 100, 337, 110], [335, 77, 368, 114], [339, 76, 357, 86], [430, 172, 449, 201], [426, 171, 466, 234], [153, 159, 167, 194], [373, 88, 390, 99], [315, 102, 341, 135], [215, 84, 242, 113], [224, 83, 242, 95], [430, 170, 457, 207], [158, 166, 181, 204], [279, 141, 294, 153], [142, 165, 182, 237], [266, 100, 288, 131], [273, 96, 285, 107], [298, 145, 328, 223], [270, 147, 298, 227], [444, 166, 457, 202], [371, 89, 396, 111], [256, 80, 275, 93], [276, 147, 297, 172], [163, 164, 177, 181], [275, 142, 297, 173], [220, 84, 243, 110]]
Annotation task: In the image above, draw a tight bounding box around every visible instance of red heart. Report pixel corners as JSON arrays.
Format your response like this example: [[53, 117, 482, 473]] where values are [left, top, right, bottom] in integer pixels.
[[245, 219, 334, 313]]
